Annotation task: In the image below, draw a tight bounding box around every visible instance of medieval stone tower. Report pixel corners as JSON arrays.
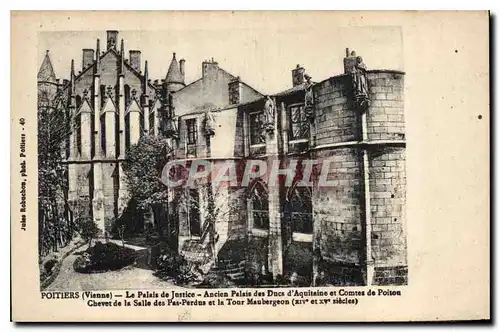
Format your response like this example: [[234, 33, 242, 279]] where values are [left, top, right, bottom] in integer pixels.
[[37, 30, 186, 232]]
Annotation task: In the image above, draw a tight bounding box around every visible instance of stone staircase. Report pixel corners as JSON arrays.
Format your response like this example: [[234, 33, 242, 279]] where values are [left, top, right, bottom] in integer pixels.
[[180, 221, 215, 272], [180, 220, 248, 283], [181, 239, 212, 265], [210, 258, 246, 282]]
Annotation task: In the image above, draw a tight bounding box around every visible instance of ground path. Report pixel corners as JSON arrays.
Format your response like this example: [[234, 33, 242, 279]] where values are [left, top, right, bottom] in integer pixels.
[[46, 245, 181, 291]]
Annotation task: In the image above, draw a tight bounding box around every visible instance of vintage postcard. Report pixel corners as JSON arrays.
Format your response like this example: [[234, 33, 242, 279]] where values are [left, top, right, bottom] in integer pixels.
[[11, 11, 490, 322]]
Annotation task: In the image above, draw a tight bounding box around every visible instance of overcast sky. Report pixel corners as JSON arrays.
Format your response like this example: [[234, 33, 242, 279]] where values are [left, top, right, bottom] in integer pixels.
[[39, 26, 403, 95]]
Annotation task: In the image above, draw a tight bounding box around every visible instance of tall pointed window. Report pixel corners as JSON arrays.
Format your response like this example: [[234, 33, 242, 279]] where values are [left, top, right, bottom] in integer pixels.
[[101, 115, 106, 156], [76, 95, 82, 109], [124, 85, 131, 108], [100, 85, 106, 108], [76, 113, 82, 155], [125, 114, 130, 152], [249, 181, 269, 230]]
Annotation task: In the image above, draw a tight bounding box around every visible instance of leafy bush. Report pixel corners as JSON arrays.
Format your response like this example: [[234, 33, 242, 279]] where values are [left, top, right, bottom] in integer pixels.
[[154, 246, 184, 278], [197, 271, 236, 288], [149, 241, 175, 270], [43, 259, 58, 274], [244, 271, 275, 287], [104, 217, 115, 235], [154, 248, 204, 286], [175, 261, 204, 285], [73, 241, 137, 273], [76, 217, 100, 248]]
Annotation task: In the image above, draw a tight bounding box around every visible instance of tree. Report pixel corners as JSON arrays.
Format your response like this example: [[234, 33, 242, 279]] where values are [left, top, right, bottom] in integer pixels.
[[38, 88, 76, 256], [173, 182, 245, 269], [76, 217, 100, 249], [122, 135, 172, 237]]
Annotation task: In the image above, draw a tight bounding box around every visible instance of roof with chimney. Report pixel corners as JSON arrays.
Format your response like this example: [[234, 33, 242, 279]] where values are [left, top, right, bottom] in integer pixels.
[[165, 53, 184, 84], [272, 82, 309, 97], [38, 51, 57, 83], [54, 38, 158, 95]]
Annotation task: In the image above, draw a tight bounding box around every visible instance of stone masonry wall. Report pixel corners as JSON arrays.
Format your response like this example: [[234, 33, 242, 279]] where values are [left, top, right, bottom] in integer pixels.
[[366, 71, 405, 141], [313, 75, 361, 146], [368, 147, 406, 268], [313, 148, 364, 266], [72, 163, 92, 218], [101, 162, 118, 230], [365, 70, 407, 285], [311, 74, 366, 285]]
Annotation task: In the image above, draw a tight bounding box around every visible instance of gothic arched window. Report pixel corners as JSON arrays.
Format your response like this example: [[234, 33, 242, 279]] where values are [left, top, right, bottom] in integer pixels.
[[100, 85, 106, 108], [124, 85, 131, 107], [76, 95, 82, 109], [125, 113, 130, 152], [248, 181, 269, 230], [101, 114, 106, 156], [75, 113, 82, 156]]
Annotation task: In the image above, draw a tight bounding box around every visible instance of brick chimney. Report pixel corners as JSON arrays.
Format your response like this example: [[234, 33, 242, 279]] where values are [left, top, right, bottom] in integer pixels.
[[129, 50, 141, 72], [202, 58, 218, 78], [228, 76, 241, 105], [106, 30, 118, 50], [82, 49, 95, 69], [179, 59, 185, 80], [292, 64, 305, 86]]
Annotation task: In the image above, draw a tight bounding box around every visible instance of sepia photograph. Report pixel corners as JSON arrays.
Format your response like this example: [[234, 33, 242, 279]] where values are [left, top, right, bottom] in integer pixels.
[[37, 28, 406, 291], [11, 11, 489, 322]]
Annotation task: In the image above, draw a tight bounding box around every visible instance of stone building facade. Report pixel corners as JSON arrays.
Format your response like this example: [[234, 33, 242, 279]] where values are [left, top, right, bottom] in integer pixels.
[[39, 30, 407, 286], [165, 48, 407, 286], [38, 30, 188, 232]]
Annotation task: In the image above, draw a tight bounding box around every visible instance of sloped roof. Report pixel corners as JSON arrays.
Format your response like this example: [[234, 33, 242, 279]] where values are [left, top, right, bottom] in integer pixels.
[[272, 82, 308, 97], [69, 47, 157, 93], [126, 98, 142, 114], [165, 53, 184, 84], [100, 96, 118, 115], [38, 51, 57, 83], [76, 98, 93, 115]]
